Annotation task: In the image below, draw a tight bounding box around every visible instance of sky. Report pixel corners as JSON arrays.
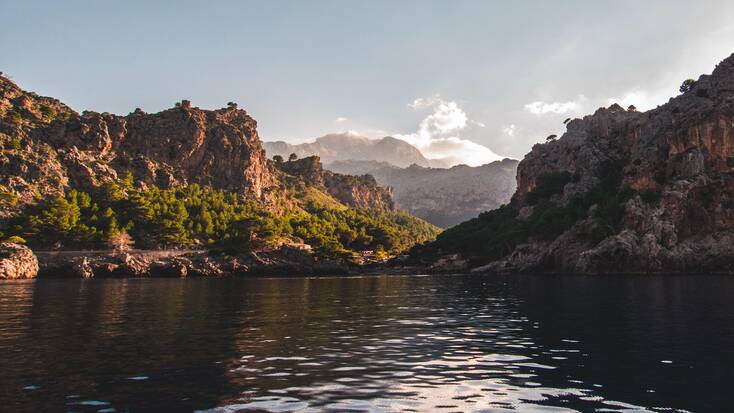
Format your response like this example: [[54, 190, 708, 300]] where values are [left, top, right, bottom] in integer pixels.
[[2, 1, 734, 165]]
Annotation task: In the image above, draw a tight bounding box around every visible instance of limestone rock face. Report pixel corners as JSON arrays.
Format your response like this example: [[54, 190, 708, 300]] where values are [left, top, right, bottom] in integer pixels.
[[440, 53, 734, 274], [0, 75, 402, 217], [277, 156, 326, 187], [276, 156, 395, 211], [0, 75, 277, 206], [518, 55, 734, 273], [0, 242, 38, 279], [323, 171, 394, 211]]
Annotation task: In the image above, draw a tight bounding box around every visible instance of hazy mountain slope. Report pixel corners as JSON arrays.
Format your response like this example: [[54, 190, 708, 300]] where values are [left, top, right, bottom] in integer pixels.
[[263, 133, 431, 167], [415, 53, 734, 274], [327, 159, 519, 227]]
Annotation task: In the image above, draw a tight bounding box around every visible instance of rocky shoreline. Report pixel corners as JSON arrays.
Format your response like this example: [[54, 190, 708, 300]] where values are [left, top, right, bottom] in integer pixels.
[[6, 242, 732, 280], [425, 251, 734, 275], [0, 243, 376, 279]]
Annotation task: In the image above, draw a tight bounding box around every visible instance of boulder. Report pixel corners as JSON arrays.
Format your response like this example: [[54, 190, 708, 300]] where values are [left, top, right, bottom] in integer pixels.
[[0, 243, 39, 279], [430, 254, 469, 272], [72, 256, 94, 278]]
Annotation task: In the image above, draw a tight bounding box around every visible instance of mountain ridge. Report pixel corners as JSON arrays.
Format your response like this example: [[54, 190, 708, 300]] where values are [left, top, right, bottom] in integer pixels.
[[326, 158, 518, 227], [264, 132, 437, 168], [415, 53, 734, 274], [0, 74, 439, 260]]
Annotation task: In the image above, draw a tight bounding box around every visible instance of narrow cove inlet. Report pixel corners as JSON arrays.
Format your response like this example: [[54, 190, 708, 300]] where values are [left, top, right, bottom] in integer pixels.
[[3, 2, 734, 412]]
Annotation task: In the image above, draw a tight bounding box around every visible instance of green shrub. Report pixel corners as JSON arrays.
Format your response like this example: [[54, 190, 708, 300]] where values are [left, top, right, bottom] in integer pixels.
[[618, 185, 637, 202], [0, 190, 19, 207], [7, 180, 438, 255], [526, 201, 578, 240], [640, 189, 662, 204], [41, 105, 57, 120], [679, 78, 696, 93], [8, 111, 22, 125], [525, 171, 573, 205]]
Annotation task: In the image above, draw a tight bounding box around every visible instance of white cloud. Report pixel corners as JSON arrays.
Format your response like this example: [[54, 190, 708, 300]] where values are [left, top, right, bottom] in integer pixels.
[[334, 117, 349, 123], [524, 99, 582, 115], [418, 100, 468, 136], [502, 124, 516, 137], [522, 90, 667, 121], [408, 94, 442, 109], [394, 96, 503, 167]]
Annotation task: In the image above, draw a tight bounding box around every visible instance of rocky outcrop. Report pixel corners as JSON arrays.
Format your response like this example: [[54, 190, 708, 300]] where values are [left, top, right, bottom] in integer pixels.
[[323, 171, 394, 211], [0, 74, 406, 219], [277, 156, 395, 211], [0, 242, 38, 279], [327, 159, 518, 227], [277, 156, 326, 187], [0, 75, 278, 208], [424, 53, 734, 274], [428, 253, 469, 272], [0, 75, 439, 265]]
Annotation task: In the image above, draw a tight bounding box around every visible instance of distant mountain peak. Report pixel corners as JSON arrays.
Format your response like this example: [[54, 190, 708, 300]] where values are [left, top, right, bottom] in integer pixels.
[[264, 132, 431, 168]]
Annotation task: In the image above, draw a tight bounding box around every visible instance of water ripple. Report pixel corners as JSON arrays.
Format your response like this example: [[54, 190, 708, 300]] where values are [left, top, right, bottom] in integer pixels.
[[0, 275, 721, 412]]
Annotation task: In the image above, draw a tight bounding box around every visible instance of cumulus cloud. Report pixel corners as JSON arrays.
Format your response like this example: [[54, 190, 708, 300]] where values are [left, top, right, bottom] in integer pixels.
[[394, 97, 503, 167], [334, 117, 349, 123], [408, 94, 442, 109], [524, 99, 583, 115], [419, 100, 468, 135], [502, 124, 516, 137]]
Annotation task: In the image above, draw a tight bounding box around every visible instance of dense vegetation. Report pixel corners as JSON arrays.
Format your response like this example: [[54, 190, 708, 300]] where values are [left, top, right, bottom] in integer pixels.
[[0, 174, 439, 257], [415, 159, 657, 265]]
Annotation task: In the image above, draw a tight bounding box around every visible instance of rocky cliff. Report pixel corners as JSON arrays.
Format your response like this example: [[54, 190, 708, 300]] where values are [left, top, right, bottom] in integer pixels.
[[276, 155, 394, 211], [419, 53, 734, 274], [0, 74, 438, 260], [327, 159, 518, 227], [0, 75, 277, 211], [0, 75, 405, 215]]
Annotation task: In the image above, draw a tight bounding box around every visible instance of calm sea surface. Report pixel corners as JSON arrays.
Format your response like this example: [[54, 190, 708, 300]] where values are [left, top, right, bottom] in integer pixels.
[[0, 274, 732, 412]]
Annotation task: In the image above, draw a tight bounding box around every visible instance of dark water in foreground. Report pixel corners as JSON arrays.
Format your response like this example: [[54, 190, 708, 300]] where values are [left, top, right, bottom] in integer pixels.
[[0, 275, 732, 412]]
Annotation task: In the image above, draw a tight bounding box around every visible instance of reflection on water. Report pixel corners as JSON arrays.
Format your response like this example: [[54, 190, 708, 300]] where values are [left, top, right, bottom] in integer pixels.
[[0, 274, 732, 412]]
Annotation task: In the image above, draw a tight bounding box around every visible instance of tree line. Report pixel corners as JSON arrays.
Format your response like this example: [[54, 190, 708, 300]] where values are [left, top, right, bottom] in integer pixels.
[[0, 173, 438, 257]]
